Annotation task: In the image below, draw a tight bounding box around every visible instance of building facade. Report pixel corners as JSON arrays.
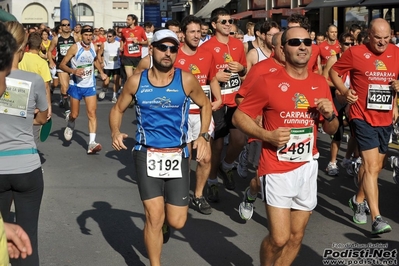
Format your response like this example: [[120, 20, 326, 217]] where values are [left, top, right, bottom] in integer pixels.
[[0, 0, 146, 29]]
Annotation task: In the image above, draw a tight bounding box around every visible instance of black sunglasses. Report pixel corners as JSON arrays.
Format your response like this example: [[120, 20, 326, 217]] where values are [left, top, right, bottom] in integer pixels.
[[229, 32, 237, 35], [153, 43, 178, 53], [284, 38, 312, 47], [343, 42, 354, 46], [61, 23, 70, 27], [107, 35, 114, 38], [218, 19, 233, 25]]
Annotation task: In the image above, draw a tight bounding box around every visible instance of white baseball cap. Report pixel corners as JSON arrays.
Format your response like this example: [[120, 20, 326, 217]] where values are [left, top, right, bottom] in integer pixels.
[[152, 29, 179, 46]]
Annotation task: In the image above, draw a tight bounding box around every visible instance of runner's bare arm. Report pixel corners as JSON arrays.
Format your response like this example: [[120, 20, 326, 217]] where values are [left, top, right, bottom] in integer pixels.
[[47, 37, 57, 68], [209, 77, 222, 110], [109, 74, 140, 150]]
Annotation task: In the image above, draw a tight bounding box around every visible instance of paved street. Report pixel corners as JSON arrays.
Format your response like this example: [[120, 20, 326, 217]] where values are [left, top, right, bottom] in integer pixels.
[[32, 91, 399, 266]]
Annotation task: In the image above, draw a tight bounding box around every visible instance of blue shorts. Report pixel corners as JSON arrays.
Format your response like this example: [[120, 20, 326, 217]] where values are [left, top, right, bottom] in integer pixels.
[[350, 119, 392, 154], [68, 84, 96, 101]]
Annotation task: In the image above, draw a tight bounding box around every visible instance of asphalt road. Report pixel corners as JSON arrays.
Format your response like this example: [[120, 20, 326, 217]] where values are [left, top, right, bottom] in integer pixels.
[[32, 90, 399, 266]]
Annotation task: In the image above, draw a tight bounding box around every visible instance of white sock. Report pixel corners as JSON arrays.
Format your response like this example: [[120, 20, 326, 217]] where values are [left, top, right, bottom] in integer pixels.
[[222, 159, 234, 171], [113, 92, 117, 97], [89, 133, 96, 144]]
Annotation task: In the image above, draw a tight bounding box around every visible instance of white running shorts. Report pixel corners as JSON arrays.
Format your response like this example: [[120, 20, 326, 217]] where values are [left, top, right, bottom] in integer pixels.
[[187, 114, 215, 143]]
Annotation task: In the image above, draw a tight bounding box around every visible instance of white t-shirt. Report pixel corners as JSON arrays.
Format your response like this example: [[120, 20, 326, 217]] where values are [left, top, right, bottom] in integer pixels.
[[141, 32, 153, 58], [243, 34, 255, 43]]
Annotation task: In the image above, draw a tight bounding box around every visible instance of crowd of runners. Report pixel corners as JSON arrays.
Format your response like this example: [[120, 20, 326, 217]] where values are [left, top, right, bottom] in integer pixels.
[[1, 6, 399, 266]]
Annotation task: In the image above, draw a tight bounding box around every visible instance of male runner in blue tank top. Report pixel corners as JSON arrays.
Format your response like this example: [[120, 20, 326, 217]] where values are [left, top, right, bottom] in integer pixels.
[[109, 29, 212, 266]]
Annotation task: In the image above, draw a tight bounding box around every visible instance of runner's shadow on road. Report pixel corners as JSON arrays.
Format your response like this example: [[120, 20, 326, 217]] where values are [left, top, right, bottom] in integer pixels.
[[105, 137, 137, 184], [50, 127, 89, 151], [76, 201, 147, 266], [176, 213, 254, 265], [293, 244, 322, 266]]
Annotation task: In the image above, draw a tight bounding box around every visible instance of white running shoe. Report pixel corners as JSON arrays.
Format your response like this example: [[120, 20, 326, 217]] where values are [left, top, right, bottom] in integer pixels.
[[87, 142, 102, 154], [112, 97, 117, 103], [64, 127, 73, 141], [98, 91, 105, 100], [326, 161, 339, 176]]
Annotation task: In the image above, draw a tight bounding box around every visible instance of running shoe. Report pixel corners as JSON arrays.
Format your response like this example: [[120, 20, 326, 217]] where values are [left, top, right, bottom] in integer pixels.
[[65, 110, 71, 121], [87, 142, 102, 154], [326, 161, 339, 176], [192, 195, 212, 215], [239, 187, 256, 221], [237, 147, 248, 179], [371, 216, 392, 235], [64, 127, 73, 141], [340, 158, 354, 176], [111, 97, 117, 103], [162, 224, 170, 244], [348, 195, 367, 224], [206, 184, 219, 203], [98, 89, 106, 100], [218, 165, 235, 190], [389, 156, 399, 185]]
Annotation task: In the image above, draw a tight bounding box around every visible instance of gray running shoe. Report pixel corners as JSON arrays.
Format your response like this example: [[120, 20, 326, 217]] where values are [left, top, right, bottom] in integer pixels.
[[237, 147, 248, 179], [340, 158, 354, 176], [206, 184, 219, 203], [239, 187, 256, 221], [192, 195, 212, 215], [371, 216, 392, 235], [87, 142, 102, 154], [348, 195, 367, 224], [326, 161, 339, 176], [64, 127, 73, 141], [111, 96, 117, 103], [390, 156, 399, 185], [218, 165, 235, 190]]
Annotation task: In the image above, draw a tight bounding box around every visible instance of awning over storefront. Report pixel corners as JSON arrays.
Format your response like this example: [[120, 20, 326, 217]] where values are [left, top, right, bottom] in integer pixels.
[[231, 10, 253, 20], [21, 3, 48, 24], [305, 0, 362, 9], [194, 0, 231, 19], [0, 9, 16, 22], [361, 0, 398, 5]]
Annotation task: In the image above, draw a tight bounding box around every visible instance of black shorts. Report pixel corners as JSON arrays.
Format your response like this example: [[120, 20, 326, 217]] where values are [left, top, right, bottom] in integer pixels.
[[350, 119, 392, 154], [122, 56, 141, 68], [212, 106, 237, 140], [104, 69, 120, 77], [133, 149, 190, 206]]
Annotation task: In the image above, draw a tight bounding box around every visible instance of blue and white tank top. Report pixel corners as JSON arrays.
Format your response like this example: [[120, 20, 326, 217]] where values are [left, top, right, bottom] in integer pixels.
[[134, 68, 190, 157], [71, 42, 96, 88]]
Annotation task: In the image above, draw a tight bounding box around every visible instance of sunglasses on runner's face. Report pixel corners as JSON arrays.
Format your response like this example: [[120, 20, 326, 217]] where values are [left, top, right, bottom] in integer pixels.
[[153, 43, 178, 53], [61, 23, 70, 27], [229, 32, 237, 35], [218, 19, 233, 25], [284, 38, 312, 47], [343, 42, 354, 46]]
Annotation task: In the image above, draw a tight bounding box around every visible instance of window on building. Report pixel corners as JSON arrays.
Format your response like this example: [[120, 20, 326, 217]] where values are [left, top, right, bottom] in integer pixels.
[[73, 3, 94, 16], [113, 2, 129, 9]]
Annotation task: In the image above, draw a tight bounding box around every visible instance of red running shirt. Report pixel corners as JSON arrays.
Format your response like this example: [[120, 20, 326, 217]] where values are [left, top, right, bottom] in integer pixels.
[[319, 40, 341, 66], [332, 43, 399, 126], [238, 69, 333, 175], [201, 36, 247, 107], [174, 47, 214, 114], [121, 26, 147, 58]]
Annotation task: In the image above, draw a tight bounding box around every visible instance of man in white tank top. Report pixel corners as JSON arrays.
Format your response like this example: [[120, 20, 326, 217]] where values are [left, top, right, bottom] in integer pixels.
[[98, 29, 121, 103], [60, 26, 108, 154], [245, 21, 280, 75]]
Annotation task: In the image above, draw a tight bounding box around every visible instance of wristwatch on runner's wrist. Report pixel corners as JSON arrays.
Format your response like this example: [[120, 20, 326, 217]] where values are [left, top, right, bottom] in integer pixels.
[[324, 113, 336, 122], [200, 132, 210, 142]]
